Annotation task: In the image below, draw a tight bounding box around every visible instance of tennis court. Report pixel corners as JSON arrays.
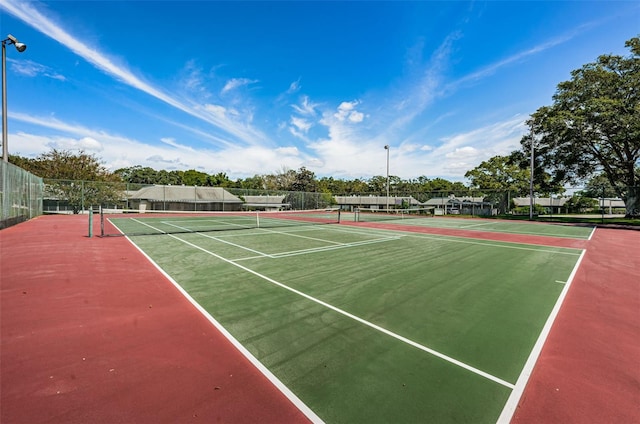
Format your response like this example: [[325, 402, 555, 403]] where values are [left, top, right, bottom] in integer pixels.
[[107, 212, 587, 423], [352, 209, 595, 240]]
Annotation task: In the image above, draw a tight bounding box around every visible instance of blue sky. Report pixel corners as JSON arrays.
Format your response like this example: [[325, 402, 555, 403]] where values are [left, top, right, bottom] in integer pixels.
[[1, 1, 638, 182]]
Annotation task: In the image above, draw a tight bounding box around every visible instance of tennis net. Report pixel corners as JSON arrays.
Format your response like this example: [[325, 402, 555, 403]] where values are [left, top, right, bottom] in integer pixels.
[[100, 208, 341, 237], [354, 207, 432, 223]]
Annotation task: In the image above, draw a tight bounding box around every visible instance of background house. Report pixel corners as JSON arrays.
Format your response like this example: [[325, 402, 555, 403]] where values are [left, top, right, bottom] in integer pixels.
[[422, 196, 495, 216], [128, 185, 243, 211]]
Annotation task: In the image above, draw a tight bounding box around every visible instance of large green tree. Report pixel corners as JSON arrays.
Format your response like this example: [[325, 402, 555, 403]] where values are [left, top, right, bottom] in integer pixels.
[[465, 154, 531, 194], [524, 36, 640, 217], [19, 149, 123, 213]]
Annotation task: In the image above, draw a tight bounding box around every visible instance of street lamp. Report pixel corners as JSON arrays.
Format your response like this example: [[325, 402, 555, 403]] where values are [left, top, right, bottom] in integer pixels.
[[384, 145, 390, 210], [2, 34, 27, 162]]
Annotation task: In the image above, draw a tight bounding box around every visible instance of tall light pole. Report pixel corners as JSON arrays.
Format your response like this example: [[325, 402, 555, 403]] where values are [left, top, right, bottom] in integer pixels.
[[529, 133, 535, 220], [384, 145, 390, 210], [2, 34, 27, 162]]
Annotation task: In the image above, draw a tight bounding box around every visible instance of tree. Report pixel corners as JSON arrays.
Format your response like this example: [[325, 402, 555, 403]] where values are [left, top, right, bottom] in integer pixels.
[[465, 154, 533, 213], [31, 149, 122, 213], [182, 169, 209, 186], [237, 174, 267, 190], [524, 37, 640, 217], [465, 154, 531, 194], [114, 166, 158, 184], [289, 167, 318, 192], [581, 173, 619, 199]]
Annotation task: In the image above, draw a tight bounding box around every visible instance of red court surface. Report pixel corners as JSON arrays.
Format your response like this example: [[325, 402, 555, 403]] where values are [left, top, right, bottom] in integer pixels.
[[1, 215, 310, 423], [1, 214, 639, 423]]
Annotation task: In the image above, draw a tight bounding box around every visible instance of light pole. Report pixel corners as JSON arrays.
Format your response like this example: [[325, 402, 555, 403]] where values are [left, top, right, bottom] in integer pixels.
[[384, 145, 390, 210], [529, 133, 535, 220], [2, 34, 27, 162]]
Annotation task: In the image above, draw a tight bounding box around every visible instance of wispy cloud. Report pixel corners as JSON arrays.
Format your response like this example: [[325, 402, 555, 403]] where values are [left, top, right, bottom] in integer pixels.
[[8, 58, 65, 80], [287, 78, 301, 94], [0, 0, 268, 147], [447, 21, 601, 91], [7, 111, 306, 175], [222, 78, 258, 93]]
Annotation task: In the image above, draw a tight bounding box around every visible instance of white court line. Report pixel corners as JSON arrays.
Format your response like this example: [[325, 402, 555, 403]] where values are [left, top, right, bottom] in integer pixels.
[[588, 226, 597, 241], [259, 227, 346, 245], [460, 222, 496, 229], [131, 218, 167, 233], [332, 225, 583, 255], [393, 231, 583, 256], [197, 232, 272, 258], [261, 237, 402, 260], [220, 237, 401, 261], [496, 249, 587, 423], [168, 233, 515, 390], [122, 234, 324, 424]]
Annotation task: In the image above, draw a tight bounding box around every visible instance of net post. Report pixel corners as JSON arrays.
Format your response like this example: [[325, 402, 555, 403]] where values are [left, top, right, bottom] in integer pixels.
[[88, 207, 93, 238], [337, 208, 341, 224], [100, 206, 105, 237]]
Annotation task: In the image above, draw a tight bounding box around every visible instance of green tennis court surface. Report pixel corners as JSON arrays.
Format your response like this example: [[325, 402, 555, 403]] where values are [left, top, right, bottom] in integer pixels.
[[350, 211, 595, 239], [116, 218, 584, 423]]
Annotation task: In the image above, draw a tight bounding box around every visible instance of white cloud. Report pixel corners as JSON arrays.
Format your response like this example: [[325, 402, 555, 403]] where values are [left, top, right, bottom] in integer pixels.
[[222, 78, 258, 93], [275, 146, 300, 156], [160, 137, 196, 151], [348, 111, 364, 123], [291, 95, 319, 116], [9, 58, 66, 81], [290, 116, 312, 133], [287, 78, 301, 94], [333, 100, 366, 124], [1, 0, 268, 147], [445, 146, 478, 159]]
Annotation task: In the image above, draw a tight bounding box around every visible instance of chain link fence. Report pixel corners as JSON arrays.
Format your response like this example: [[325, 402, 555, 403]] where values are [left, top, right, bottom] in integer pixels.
[[38, 179, 636, 218], [1, 161, 44, 229]]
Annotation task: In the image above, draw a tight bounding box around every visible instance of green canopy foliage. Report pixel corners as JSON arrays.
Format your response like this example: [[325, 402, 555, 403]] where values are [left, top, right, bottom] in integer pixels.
[[524, 36, 640, 217]]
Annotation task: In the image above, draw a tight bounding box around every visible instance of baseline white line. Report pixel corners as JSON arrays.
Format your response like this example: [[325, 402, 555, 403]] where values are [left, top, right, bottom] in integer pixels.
[[123, 235, 324, 424], [496, 249, 587, 423], [335, 225, 583, 255], [588, 226, 597, 241], [403, 233, 583, 256], [170, 234, 515, 390]]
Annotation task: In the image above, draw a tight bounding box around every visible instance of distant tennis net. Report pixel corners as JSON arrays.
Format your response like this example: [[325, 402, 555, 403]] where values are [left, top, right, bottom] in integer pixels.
[[354, 207, 433, 223], [100, 208, 341, 237]]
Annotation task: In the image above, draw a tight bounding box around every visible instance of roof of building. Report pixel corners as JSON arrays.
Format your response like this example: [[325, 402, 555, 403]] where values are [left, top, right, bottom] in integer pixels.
[[129, 185, 243, 203], [242, 195, 286, 205], [422, 196, 490, 206], [512, 197, 570, 207], [334, 196, 420, 206]]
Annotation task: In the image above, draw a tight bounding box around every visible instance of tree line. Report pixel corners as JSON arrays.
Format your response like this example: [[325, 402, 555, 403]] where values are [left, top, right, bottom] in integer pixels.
[[10, 37, 639, 217]]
